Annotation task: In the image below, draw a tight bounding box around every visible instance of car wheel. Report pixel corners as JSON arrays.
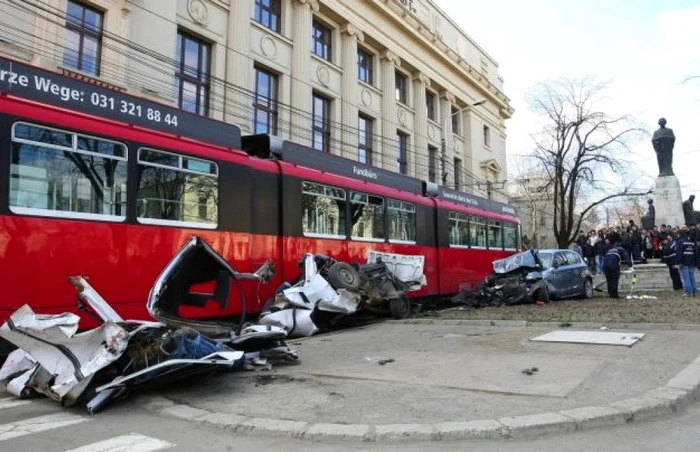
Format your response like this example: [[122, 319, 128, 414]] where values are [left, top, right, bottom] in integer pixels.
[[582, 279, 594, 299], [534, 285, 550, 303], [389, 293, 411, 319], [327, 262, 361, 292]]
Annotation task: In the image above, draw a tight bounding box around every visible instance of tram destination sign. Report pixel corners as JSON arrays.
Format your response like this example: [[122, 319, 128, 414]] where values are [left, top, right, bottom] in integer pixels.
[[438, 186, 518, 217], [0, 56, 241, 149]]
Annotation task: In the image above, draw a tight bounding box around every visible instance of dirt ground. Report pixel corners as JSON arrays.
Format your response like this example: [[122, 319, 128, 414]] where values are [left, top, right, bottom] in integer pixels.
[[434, 291, 700, 324]]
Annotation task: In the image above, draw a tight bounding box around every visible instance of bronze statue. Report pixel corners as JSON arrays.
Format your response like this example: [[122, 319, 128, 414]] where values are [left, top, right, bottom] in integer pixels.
[[641, 199, 655, 229], [683, 195, 699, 225], [652, 118, 675, 177]]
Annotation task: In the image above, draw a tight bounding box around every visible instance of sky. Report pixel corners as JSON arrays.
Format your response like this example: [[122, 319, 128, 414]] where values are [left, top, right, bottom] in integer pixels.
[[434, 0, 700, 203]]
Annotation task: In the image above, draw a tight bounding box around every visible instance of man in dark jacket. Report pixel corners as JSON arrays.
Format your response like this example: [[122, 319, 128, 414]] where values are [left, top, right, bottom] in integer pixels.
[[662, 235, 683, 290], [676, 227, 697, 296], [602, 243, 633, 299]]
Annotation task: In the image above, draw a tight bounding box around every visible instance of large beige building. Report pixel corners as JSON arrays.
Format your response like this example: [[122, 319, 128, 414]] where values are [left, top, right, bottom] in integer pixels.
[[0, 0, 513, 201]]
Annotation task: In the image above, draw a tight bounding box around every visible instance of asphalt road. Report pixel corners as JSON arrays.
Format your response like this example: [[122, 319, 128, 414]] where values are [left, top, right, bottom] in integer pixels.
[[2, 393, 700, 451]]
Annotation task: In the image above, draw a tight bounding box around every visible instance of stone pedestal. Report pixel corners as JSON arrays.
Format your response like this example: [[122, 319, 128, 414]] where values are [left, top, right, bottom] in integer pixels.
[[654, 175, 685, 227]]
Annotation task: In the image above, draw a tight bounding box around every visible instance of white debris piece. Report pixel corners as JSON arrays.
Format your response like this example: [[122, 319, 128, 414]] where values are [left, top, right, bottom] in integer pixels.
[[258, 309, 319, 337], [367, 251, 427, 290], [0, 305, 130, 404], [0, 349, 36, 381], [282, 273, 338, 309], [318, 289, 361, 314]]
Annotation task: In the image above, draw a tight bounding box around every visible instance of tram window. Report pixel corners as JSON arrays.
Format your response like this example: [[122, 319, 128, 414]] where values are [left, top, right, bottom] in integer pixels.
[[10, 122, 127, 220], [488, 220, 503, 250], [469, 216, 487, 247], [302, 181, 346, 237], [350, 191, 384, 241], [504, 223, 518, 249], [448, 211, 469, 247], [387, 199, 416, 243], [136, 148, 218, 228]]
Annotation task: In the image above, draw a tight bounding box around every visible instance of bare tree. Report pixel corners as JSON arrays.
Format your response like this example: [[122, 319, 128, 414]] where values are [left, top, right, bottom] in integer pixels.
[[527, 77, 651, 248]]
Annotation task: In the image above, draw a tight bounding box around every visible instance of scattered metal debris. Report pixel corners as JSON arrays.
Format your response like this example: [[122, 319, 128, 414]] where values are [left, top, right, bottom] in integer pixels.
[[378, 359, 395, 366], [521, 367, 539, 376]]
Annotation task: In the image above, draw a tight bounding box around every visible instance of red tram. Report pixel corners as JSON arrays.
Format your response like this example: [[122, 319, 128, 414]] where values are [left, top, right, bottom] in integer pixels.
[[0, 56, 520, 327]]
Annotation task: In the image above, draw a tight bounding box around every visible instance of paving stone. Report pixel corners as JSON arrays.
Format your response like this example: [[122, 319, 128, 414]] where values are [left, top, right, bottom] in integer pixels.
[[559, 406, 630, 430], [160, 404, 209, 420], [434, 420, 505, 440], [499, 412, 576, 438], [238, 417, 309, 437], [139, 395, 175, 412], [609, 396, 674, 422], [196, 413, 248, 430], [374, 423, 437, 441], [304, 423, 372, 441]]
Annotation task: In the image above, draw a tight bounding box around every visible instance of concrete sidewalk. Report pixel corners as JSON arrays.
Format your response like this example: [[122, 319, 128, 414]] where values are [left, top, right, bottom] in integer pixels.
[[140, 321, 700, 442]]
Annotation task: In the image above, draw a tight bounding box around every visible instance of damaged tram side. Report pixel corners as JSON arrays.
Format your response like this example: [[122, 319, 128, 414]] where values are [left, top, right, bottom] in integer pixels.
[[0, 55, 521, 332]]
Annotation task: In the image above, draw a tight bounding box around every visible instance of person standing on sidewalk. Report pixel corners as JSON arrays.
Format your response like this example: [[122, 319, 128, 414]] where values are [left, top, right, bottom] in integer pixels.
[[676, 226, 697, 296], [602, 242, 633, 299], [662, 235, 683, 291]]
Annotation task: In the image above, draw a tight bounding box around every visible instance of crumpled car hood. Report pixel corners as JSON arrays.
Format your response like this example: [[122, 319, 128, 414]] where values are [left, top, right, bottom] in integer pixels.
[[492, 250, 542, 274]]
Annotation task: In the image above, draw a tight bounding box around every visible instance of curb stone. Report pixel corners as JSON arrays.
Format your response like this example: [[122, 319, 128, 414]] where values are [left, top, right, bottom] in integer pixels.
[[142, 325, 700, 442]]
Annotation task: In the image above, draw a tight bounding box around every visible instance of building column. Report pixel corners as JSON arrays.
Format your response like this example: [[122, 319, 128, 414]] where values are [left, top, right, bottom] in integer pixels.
[[340, 23, 364, 159], [441, 91, 455, 187], [289, 0, 318, 146], [225, 0, 253, 131], [381, 50, 400, 171], [412, 73, 430, 178]]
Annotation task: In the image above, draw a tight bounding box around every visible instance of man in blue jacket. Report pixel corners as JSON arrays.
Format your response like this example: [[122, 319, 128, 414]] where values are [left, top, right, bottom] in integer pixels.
[[602, 242, 633, 299], [676, 226, 697, 296]]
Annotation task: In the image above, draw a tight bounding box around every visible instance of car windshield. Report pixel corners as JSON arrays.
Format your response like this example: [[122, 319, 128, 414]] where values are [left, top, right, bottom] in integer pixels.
[[538, 252, 553, 269]]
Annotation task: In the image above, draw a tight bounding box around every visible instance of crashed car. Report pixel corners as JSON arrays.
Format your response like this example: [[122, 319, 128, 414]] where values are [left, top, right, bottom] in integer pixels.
[[454, 249, 594, 308]]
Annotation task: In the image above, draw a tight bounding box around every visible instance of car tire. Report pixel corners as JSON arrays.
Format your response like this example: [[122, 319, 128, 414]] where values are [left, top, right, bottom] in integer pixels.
[[327, 262, 362, 292], [389, 293, 411, 319], [581, 279, 594, 299], [534, 286, 550, 303]]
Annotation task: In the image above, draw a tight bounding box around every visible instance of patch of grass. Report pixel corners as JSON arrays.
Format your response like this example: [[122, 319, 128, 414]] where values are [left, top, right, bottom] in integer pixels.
[[438, 292, 700, 324]]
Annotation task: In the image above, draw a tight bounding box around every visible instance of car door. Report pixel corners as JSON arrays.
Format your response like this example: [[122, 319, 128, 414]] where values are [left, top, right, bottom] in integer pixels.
[[548, 252, 569, 297], [562, 251, 585, 296]]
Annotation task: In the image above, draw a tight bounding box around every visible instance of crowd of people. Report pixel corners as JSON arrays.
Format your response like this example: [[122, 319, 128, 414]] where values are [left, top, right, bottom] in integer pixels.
[[572, 221, 700, 298]]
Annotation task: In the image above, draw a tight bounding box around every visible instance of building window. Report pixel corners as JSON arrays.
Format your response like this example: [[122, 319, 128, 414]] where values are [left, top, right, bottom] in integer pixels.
[[312, 93, 331, 152], [137, 148, 218, 228], [395, 71, 407, 104], [350, 191, 384, 240], [312, 20, 332, 61], [302, 181, 346, 237], [483, 124, 491, 147], [387, 199, 416, 243], [10, 122, 127, 220], [63, 1, 103, 76], [426, 91, 436, 121], [451, 106, 460, 135], [396, 131, 408, 174], [428, 145, 437, 183], [454, 157, 462, 189], [253, 67, 278, 134], [176, 31, 211, 115], [254, 0, 281, 33], [358, 115, 373, 165], [357, 48, 373, 84]]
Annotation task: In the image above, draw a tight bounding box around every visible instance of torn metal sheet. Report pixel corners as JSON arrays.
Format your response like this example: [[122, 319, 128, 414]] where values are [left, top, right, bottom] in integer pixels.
[[94, 351, 244, 393], [531, 330, 645, 347], [318, 289, 361, 314], [69, 276, 123, 323], [0, 349, 36, 381], [258, 309, 319, 337], [230, 324, 287, 345], [367, 251, 427, 290], [0, 305, 129, 404], [282, 273, 338, 309]]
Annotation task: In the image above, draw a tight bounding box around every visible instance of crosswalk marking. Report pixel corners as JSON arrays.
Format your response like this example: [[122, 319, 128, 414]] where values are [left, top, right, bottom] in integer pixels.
[[0, 397, 32, 410], [0, 412, 90, 442], [62, 433, 174, 452]]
